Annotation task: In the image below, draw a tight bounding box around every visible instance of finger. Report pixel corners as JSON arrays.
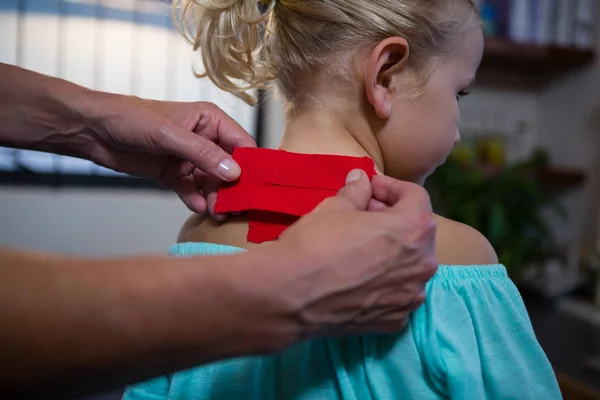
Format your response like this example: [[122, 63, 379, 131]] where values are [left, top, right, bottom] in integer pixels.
[[346, 287, 423, 324], [194, 103, 257, 152], [320, 169, 372, 211], [171, 175, 208, 214], [353, 294, 432, 333], [368, 198, 388, 211], [371, 175, 432, 212], [377, 289, 427, 311], [358, 312, 410, 334], [208, 194, 227, 222], [159, 124, 242, 182], [156, 157, 195, 189], [195, 171, 227, 222], [191, 166, 210, 192], [337, 309, 411, 335]]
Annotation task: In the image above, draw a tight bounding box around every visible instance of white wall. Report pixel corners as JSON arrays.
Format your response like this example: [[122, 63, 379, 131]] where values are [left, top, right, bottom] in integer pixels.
[[0, 187, 190, 256], [0, 1, 256, 132], [536, 28, 600, 264], [0, 0, 255, 256]]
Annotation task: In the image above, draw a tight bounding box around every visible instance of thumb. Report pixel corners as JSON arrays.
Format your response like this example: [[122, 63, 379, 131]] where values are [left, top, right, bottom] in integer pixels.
[[323, 169, 372, 211]]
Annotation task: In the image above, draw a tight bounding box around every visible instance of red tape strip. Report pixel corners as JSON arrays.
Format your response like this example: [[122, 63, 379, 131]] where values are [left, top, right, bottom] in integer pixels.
[[215, 148, 376, 243]]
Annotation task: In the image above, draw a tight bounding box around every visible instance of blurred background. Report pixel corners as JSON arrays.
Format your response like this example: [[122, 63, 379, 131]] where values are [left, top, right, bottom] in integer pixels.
[[0, 0, 599, 399], [0, 0, 257, 257]]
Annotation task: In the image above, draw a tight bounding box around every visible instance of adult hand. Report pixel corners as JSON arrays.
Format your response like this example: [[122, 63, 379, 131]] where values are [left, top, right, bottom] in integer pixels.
[[0, 170, 436, 399], [270, 170, 438, 337], [81, 94, 256, 215], [0, 63, 256, 216]]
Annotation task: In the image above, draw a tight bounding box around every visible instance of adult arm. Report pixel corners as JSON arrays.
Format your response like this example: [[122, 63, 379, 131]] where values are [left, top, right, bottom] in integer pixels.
[[0, 62, 256, 215], [0, 247, 293, 399], [0, 173, 437, 399]]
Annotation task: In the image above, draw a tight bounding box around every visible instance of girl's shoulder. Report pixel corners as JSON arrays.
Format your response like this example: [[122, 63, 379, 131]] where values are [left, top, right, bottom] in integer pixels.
[[177, 212, 256, 249], [177, 212, 498, 266], [434, 215, 498, 266]]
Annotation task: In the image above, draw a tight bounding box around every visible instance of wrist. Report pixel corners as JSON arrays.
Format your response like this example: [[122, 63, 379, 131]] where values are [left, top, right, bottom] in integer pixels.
[[219, 244, 311, 354], [0, 63, 102, 161], [120, 250, 306, 363], [34, 84, 97, 159]]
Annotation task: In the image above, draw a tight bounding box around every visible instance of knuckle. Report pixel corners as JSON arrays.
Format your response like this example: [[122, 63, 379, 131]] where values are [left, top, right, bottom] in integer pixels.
[[199, 101, 220, 113], [398, 212, 435, 250], [196, 102, 219, 131], [412, 184, 431, 201], [190, 139, 215, 159], [417, 209, 436, 228], [401, 180, 421, 194], [380, 174, 396, 192], [198, 102, 224, 122], [412, 291, 427, 308], [421, 255, 439, 279], [409, 258, 438, 285], [156, 123, 175, 145], [407, 184, 434, 211], [412, 211, 436, 240]]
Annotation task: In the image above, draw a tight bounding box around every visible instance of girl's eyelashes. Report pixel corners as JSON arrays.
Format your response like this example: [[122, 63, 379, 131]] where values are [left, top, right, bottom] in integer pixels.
[[456, 90, 470, 101]]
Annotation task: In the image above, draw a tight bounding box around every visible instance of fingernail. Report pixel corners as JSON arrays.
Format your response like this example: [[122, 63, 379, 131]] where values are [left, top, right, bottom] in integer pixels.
[[217, 158, 241, 181], [213, 213, 227, 222], [345, 169, 364, 184]]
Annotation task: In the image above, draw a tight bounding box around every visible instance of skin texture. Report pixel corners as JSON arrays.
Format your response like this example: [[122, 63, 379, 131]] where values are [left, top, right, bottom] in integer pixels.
[[0, 62, 438, 398], [0, 62, 255, 215], [183, 26, 498, 266]]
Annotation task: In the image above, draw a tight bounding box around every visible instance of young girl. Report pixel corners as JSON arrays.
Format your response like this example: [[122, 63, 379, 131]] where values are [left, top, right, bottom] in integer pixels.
[[124, 0, 562, 398]]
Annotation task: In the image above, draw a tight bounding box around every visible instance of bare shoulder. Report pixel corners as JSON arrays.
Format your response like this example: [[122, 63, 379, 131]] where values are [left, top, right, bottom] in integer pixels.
[[177, 213, 255, 249], [177, 213, 209, 243], [434, 215, 499, 266]]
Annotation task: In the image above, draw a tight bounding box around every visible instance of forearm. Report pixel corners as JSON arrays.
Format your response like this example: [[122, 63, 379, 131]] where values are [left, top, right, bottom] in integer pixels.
[[0, 246, 296, 399], [0, 62, 96, 158]]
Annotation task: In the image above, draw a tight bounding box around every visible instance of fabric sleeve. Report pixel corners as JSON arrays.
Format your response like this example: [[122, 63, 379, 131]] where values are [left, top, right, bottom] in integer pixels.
[[121, 376, 170, 400], [411, 265, 562, 400]]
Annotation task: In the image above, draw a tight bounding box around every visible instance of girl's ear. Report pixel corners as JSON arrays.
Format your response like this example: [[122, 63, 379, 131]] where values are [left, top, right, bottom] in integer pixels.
[[364, 37, 410, 119]]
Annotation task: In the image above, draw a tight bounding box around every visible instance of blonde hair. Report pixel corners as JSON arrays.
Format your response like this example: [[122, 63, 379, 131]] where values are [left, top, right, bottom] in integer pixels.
[[173, 0, 479, 109]]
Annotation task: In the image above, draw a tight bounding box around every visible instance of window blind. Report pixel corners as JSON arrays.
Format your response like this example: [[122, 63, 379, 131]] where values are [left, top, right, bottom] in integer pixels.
[[0, 0, 257, 186]]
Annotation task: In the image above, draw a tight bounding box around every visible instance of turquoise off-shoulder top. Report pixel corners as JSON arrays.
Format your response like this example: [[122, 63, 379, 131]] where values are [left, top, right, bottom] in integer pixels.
[[123, 242, 561, 400]]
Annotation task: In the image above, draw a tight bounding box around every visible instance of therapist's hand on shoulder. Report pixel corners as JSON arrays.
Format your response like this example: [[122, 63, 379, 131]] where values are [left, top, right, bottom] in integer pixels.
[[80, 92, 256, 214], [267, 170, 438, 337]]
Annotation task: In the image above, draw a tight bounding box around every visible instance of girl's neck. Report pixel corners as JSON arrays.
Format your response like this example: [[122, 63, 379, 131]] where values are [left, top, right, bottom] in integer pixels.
[[278, 111, 385, 174]]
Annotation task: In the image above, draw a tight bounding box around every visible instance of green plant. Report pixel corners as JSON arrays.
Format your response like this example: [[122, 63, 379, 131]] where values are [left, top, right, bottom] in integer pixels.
[[425, 149, 566, 282]]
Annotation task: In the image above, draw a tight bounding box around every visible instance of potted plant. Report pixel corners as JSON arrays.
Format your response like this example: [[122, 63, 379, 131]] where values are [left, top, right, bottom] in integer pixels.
[[425, 148, 566, 283]]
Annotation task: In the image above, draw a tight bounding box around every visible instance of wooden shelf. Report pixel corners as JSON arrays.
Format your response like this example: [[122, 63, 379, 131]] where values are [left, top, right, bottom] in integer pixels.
[[535, 168, 587, 196], [478, 38, 596, 89]]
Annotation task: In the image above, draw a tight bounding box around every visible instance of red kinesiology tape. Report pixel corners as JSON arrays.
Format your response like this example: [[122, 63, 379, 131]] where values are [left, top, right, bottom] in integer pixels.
[[214, 147, 376, 243]]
